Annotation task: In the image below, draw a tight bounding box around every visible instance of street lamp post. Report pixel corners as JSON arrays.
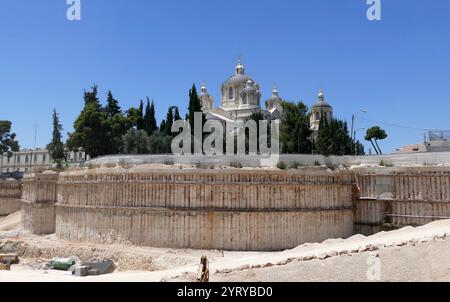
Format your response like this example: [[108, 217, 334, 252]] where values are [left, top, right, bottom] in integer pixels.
[[351, 109, 368, 155]]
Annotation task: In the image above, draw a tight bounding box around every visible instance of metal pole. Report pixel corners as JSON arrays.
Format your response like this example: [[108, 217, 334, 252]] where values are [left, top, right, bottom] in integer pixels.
[[351, 114, 355, 143]]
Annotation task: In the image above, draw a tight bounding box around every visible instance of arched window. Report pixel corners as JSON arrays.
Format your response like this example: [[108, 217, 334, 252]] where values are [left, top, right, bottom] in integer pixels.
[[228, 87, 234, 100], [315, 112, 321, 121]]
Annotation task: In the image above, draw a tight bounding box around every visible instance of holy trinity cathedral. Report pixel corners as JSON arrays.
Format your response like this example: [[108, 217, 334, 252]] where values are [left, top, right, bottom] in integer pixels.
[[199, 58, 333, 134]]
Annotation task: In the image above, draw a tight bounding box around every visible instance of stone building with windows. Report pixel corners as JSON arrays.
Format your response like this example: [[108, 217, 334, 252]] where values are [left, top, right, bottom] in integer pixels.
[[0, 148, 87, 173], [202, 59, 284, 123], [200, 58, 334, 131], [310, 89, 333, 132]]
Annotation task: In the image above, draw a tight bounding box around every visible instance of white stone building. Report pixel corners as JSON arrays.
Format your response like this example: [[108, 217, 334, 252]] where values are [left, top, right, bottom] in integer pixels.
[[0, 148, 87, 173], [202, 59, 284, 123], [310, 89, 333, 132]]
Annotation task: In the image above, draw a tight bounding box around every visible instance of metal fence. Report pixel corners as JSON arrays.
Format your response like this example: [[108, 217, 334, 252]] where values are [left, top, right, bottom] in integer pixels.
[[429, 130, 450, 142]]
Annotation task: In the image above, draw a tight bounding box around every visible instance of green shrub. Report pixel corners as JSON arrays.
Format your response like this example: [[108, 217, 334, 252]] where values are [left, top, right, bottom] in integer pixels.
[[277, 161, 288, 170]]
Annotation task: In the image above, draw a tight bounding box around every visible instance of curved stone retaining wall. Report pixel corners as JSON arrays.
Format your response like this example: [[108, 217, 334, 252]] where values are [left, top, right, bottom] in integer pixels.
[[21, 173, 58, 234], [56, 168, 354, 251], [0, 180, 22, 216], [355, 168, 450, 235]]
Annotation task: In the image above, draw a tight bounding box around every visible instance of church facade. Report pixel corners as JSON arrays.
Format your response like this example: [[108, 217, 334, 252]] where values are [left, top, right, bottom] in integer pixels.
[[200, 58, 333, 132], [200, 59, 284, 124]]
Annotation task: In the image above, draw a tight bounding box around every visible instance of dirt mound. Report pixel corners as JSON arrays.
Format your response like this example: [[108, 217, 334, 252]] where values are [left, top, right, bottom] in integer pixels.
[[0, 211, 22, 232]]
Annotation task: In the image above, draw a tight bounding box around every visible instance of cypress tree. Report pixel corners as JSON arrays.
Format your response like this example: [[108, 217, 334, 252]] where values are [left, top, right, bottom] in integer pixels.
[[47, 109, 65, 162], [149, 98, 158, 134], [187, 84, 202, 132], [137, 100, 144, 130], [165, 106, 175, 136]]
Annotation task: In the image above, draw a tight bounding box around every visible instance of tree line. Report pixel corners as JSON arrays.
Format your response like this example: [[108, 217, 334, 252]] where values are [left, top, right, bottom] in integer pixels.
[[279, 101, 366, 156], [43, 84, 391, 162], [62, 85, 183, 159]]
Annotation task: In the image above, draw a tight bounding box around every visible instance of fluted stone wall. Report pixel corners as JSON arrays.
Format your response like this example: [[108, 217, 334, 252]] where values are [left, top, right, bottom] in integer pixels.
[[0, 180, 22, 216], [56, 168, 355, 251], [21, 173, 58, 234], [355, 168, 450, 235]]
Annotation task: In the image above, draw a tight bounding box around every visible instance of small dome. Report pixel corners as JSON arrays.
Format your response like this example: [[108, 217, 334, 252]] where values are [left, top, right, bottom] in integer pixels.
[[235, 57, 245, 75], [312, 89, 332, 109], [265, 86, 283, 104], [201, 81, 208, 94]]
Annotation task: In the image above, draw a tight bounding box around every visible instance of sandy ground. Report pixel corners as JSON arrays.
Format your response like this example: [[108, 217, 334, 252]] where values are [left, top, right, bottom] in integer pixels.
[[1, 211, 450, 282], [0, 212, 22, 232]]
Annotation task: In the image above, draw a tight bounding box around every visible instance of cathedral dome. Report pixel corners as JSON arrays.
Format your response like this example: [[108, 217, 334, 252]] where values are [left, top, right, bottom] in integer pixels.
[[223, 74, 253, 87], [222, 58, 255, 88], [312, 89, 332, 109], [265, 86, 283, 104]]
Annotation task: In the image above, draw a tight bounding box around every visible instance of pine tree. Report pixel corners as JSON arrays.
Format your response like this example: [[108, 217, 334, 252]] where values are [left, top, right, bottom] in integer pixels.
[[315, 115, 357, 156], [0, 121, 20, 155], [84, 85, 101, 108], [279, 101, 312, 154], [47, 109, 65, 163], [67, 85, 109, 158], [105, 90, 121, 117]]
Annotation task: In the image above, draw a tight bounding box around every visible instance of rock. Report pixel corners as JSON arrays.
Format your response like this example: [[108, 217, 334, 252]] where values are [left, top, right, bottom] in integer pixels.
[[327, 251, 338, 257], [358, 247, 368, 253], [367, 244, 381, 251], [369, 252, 379, 258], [74, 265, 90, 277], [339, 250, 349, 255], [82, 260, 114, 275], [302, 255, 314, 261], [317, 253, 328, 260], [263, 263, 274, 268], [395, 241, 408, 247], [238, 265, 250, 270]]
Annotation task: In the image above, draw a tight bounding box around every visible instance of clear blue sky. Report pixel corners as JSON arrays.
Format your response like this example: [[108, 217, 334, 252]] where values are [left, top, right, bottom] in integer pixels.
[[1, 0, 449, 154]]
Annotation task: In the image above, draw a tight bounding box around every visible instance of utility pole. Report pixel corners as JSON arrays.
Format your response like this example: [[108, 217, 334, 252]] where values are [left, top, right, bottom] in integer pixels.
[[34, 123, 37, 149], [351, 114, 355, 143]]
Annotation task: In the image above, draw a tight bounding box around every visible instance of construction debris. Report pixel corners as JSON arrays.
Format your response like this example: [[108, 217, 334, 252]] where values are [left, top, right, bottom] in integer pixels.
[[74, 265, 90, 277], [0, 253, 19, 265], [72, 260, 114, 277], [50, 257, 77, 271]]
